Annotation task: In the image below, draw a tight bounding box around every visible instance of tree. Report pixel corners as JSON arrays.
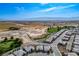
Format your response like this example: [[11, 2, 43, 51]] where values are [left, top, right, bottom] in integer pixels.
[[15, 38, 19, 42], [43, 45, 45, 53], [15, 38, 23, 45], [64, 26, 67, 29], [9, 27, 20, 30], [57, 26, 60, 31], [34, 45, 37, 52], [49, 47, 53, 53], [10, 36, 14, 40], [4, 37, 8, 42], [47, 28, 49, 30]]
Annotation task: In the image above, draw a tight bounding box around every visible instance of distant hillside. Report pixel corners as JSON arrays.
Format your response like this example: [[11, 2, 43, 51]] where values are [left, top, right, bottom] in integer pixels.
[[24, 17, 79, 21], [0, 22, 20, 31], [0, 17, 79, 22]]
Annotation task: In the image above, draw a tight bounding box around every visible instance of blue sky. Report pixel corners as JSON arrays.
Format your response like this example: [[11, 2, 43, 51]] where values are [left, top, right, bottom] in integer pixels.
[[0, 3, 79, 20]]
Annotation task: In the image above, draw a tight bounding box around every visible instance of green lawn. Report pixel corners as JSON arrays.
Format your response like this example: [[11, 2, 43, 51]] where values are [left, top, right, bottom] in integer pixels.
[[0, 39, 22, 55], [47, 27, 59, 33]]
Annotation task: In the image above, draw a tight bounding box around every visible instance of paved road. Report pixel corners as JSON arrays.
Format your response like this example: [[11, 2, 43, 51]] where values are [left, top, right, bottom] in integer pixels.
[[28, 52, 54, 56], [46, 29, 66, 42], [50, 30, 68, 56], [66, 35, 75, 51]]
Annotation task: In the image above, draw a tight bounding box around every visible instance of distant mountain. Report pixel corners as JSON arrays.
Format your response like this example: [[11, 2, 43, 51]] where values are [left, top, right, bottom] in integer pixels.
[[0, 17, 79, 22], [23, 17, 79, 21]]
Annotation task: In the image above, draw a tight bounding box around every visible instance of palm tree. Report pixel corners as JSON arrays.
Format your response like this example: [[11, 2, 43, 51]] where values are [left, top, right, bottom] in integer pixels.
[[49, 47, 53, 53], [43, 45, 45, 53], [34, 45, 37, 52]]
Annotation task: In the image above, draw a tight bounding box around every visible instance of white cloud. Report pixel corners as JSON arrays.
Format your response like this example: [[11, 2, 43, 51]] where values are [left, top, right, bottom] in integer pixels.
[[39, 4, 76, 12], [39, 7, 57, 12], [15, 6, 25, 11], [59, 4, 76, 9], [40, 3, 48, 5]]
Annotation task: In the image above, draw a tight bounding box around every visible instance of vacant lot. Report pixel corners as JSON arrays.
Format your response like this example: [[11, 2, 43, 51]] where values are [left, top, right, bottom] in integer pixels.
[[0, 22, 20, 31]]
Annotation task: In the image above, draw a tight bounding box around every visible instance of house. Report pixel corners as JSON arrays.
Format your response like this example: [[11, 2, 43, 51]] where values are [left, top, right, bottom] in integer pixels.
[[62, 37, 69, 41], [36, 45, 43, 51], [23, 45, 35, 52], [13, 49, 26, 56], [8, 54, 14, 56], [67, 52, 77, 56], [44, 45, 51, 52]]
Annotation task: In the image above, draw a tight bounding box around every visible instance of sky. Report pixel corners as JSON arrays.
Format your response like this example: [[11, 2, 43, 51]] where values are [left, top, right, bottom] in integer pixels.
[[0, 3, 79, 20]]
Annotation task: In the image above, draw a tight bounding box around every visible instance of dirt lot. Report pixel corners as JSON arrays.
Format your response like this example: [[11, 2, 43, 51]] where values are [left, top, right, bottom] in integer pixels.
[[21, 23, 48, 38], [0, 22, 21, 31], [0, 22, 48, 41]]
